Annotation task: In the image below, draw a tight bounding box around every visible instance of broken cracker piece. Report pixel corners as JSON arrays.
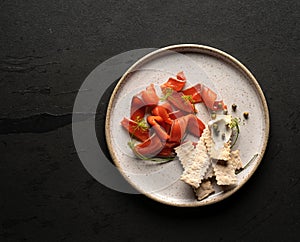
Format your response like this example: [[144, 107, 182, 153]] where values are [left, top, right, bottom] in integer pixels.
[[213, 159, 237, 186], [174, 141, 195, 169], [194, 180, 215, 201], [203, 163, 214, 179], [180, 133, 211, 188], [230, 149, 243, 170], [202, 126, 212, 153]]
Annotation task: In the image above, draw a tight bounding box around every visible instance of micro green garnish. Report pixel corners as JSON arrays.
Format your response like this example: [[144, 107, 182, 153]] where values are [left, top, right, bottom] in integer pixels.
[[134, 116, 149, 132], [229, 117, 240, 148], [160, 87, 173, 101], [127, 141, 174, 163], [182, 95, 194, 103], [236, 153, 258, 174], [128, 140, 136, 150], [128, 116, 149, 141]]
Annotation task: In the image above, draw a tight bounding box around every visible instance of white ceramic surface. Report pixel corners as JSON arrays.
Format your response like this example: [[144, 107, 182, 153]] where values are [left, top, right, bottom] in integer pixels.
[[105, 44, 269, 206]]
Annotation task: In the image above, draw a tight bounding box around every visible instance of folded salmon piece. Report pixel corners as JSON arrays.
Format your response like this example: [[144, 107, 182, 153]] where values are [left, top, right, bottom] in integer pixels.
[[132, 134, 166, 159], [168, 114, 205, 143], [200, 85, 227, 111], [168, 115, 190, 143], [168, 110, 186, 120], [167, 91, 195, 113], [160, 71, 187, 92], [140, 83, 159, 107], [157, 142, 178, 158], [147, 116, 169, 141], [187, 114, 205, 137], [182, 83, 203, 103], [151, 105, 173, 125], [161, 77, 186, 92], [130, 95, 146, 121], [176, 71, 186, 81], [120, 117, 149, 142]]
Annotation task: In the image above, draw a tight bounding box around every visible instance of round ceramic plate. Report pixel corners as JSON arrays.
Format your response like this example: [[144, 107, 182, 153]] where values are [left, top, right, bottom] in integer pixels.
[[105, 44, 269, 206]]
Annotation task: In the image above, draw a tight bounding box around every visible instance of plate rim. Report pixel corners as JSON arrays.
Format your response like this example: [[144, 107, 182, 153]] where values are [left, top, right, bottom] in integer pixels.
[[105, 44, 270, 207]]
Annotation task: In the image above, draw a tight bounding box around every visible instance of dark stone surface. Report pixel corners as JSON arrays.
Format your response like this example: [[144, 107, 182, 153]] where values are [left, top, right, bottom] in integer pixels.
[[0, 0, 299, 241]]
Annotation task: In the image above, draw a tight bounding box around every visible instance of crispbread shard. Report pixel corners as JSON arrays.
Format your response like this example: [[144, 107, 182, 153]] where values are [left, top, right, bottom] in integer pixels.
[[174, 141, 195, 169], [194, 180, 215, 201], [212, 149, 243, 186], [203, 163, 214, 179], [213, 158, 237, 186], [180, 130, 211, 188], [202, 125, 212, 152], [230, 149, 243, 170], [213, 148, 241, 185]]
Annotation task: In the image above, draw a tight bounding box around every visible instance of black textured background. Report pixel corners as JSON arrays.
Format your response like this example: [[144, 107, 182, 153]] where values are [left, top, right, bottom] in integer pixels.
[[1, 1, 299, 241]]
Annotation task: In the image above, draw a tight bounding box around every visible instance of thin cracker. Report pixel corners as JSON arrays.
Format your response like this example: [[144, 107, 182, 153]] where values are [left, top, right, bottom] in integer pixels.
[[230, 149, 243, 170], [213, 159, 237, 185], [194, 179, 215, 201], [180, 132, 211, 188], [174, 141, 195, 169]]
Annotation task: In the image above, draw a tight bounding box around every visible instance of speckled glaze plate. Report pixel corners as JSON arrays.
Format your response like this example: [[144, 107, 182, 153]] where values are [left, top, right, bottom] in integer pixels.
[[105, 44, 269, 206]]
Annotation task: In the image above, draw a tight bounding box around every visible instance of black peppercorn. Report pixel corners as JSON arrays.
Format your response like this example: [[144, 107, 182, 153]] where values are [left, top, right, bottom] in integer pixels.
[[243, 112, 249, 119], [232, 104, 237, 111]]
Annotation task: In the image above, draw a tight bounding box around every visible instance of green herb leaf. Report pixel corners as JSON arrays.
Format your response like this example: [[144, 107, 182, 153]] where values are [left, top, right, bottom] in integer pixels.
[[181, 95, 194, 103], [229, 117, 240, 148], [236, 153, 258, 174], [134, 116, 149, 131], [160, 87, 173, 101]]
